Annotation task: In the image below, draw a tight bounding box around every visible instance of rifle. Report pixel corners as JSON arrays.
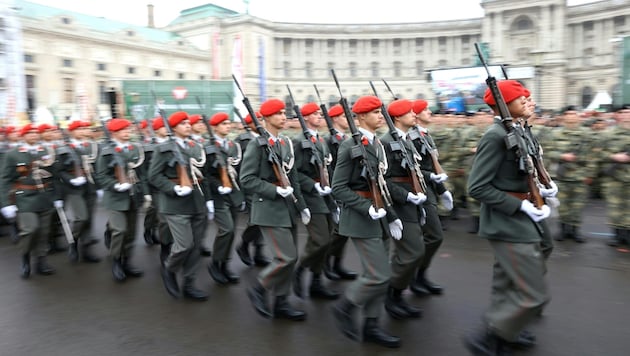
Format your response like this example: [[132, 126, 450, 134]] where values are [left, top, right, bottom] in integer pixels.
[[59, 127, 84, 179], [475, 42, 544, 208], [104, 89, 130, 185], [287, 85, 330, 188], [152, 92, 192, 190], [232, 75, 297, 203], [195, 96, 232, 190], [313, 84, 342, 147], [330, 69, 392, 210], [369, 81, 426, 195]]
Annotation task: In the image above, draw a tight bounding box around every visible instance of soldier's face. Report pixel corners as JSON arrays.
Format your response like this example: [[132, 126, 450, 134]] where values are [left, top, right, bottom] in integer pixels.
[[193, 122, 207, 134], [332, 114, 348, 130], [265, 110, 286, 131], [214, 120, 231, 136], [506, 96, 530, 119], [173, 120, 191, 138], [563, 110, 580, 126], [359, 109, 384, 132], [305, 111, 323, 129], [112, 127, 131, 142], [23, 131, 40, 145], [395, 111, 416, 130], [416, 108, 432, 125]]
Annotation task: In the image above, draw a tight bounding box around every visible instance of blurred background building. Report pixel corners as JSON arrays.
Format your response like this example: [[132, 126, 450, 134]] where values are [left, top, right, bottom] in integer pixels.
[[1, 0, 629, 123]]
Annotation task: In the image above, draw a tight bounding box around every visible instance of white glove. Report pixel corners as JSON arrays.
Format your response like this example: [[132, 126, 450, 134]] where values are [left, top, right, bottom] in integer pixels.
[[520, 200, 551, 222], [143, 195, 152, 209], [276, 186, 294, 198], [420, 207, 427, 226], [368, 205, 387, 220], [389, 219, 403, 240], [206, 200, 215, 220], [301, 208, 311, 225], [70, 176, 87, 186], [53, 200, 64, 209], [430, 173, 449, 184], [218, 186, 233, 195], [1, 205, 17, 219], [174, 185, 193, 196], [440, 191, 454, 211], [331, 207, 340, 224], [314, 182, 332, 196], [406, 192, 427, 205], [114, 182, 132, 192], [96, 189, 104, 201], [538, 181, 558, 198]]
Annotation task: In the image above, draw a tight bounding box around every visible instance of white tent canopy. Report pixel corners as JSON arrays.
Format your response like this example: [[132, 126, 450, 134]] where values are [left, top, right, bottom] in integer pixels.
[[586, 91, 612, 110]]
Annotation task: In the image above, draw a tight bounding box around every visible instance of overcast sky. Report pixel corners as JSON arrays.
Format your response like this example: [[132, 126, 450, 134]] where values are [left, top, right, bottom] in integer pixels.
[[21, 0, 599, 27]]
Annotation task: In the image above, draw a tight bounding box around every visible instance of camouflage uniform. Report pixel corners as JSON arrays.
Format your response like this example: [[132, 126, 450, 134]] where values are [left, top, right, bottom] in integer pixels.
[[600, 125, 630, 244]]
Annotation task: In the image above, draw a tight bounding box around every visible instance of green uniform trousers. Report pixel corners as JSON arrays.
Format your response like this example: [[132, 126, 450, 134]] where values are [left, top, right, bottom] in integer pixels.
[[163, 213, 206, 279], [107, 206, 138, 259], [418, 202, 444, 273], [300, 213, 334, 274], [211, 205, 238, 262], [345, 237, 391, 318], [66, 192, 96, 244], [390, 220, 425, 290], [485, 240, 550, 342], [258, 225, 299, 296], [18, 210, 53, 257]]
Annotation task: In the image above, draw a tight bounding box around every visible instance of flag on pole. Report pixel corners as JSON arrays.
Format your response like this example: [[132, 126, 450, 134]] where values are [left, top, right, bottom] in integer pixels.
[[232, 35, 246, 117], [258, 37, 266, 102]]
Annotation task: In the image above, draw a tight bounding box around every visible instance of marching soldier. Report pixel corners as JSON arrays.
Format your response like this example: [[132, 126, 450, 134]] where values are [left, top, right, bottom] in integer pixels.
[[380, 99, 427, 320], [292, 102, 339, 300], [465, 80, 550, 355], [331, 95, 401, 348], [241, 98, 310, 321], [149, 112, 212, 300], [205, 112, 244, 285], [322, 104, 357, 281], [56, 120, 101, 263], [0, 123, 63, 278], [139, 119, 160, 246], [408, 99, 453, 296], [189, 114, 213, 257], [95, 118, 148, 282], [234, 112, 271, 267], [39, 123, 66, 254]]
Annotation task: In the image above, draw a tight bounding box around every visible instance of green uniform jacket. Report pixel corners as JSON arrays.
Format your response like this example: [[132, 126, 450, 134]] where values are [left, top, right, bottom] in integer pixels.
[[410, 127, 447, 204], [332, 137, 397, 239], [467, 118, 543, 243], [56, 141, 98, 197], [380, 132, 422, 223], [148, 140, 211, 215], [0, 146, 62, 212], [293, 134, 335, 214], [205, 139, 244, 209], [240, 135, 306, 228], [95, 143, 149, 211]]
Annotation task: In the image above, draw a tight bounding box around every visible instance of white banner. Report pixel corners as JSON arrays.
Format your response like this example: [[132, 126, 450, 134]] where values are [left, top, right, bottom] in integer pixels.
[[0, 0, 27, 125], [231, 35, 246, 118]]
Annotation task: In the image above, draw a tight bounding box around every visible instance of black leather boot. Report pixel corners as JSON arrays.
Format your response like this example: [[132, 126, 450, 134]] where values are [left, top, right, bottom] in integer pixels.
[[292, 265, 305, 298], [253, 245, 271, 267], [103, 227, 112, 249], [221, 261, 240, 284], [324, 256, 341, 281], [248, 282, 271, 318], [464, 329, 512, 356], [208, 261, 228, 285], [182, 278, 208, 301], [160, 265, 179, 298], [80, 244, 101, 263], [362, 318, 401, 348], [505, 329, 536, 349], [385, 286, 411, 319], [36, 256, 56, 275], [122, 258, 143, 278], [143, 228, 155, 246], [68, 242, 79, 263], [48, 239, 65, 254], [332, 256, 357, 280], [160, 243, 171, 266], [309, 273, 339, 300], [236, 242, 253, 266], [112, 258, 126, 282], [21, 253, 31, 279], [331, 297, 358, 340], [413, 270, 443, 295], [273, 295, 306, 321]]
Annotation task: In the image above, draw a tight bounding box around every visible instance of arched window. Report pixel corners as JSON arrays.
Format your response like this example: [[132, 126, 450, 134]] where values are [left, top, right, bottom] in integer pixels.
[[581, 86, 593, 108], [511, 16, 534, 32]]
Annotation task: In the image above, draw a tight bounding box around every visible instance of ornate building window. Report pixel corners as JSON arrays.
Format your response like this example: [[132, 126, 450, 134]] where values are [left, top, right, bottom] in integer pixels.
[[581, 86, 593, 108], [416, 60, 424, 76], [349, 62, 357, 77], [371, 61, 379, 77], [305, 62, 313, 78], [349, 39, 357, 55], [371, 39, 379, 55], [512, 16, 534, 32], [63, 78, 74, 103], [393, 61, 402, 77]]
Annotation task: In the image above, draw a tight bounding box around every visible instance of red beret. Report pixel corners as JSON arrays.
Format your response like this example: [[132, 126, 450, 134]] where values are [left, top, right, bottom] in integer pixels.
[[300, 102, 320, 116], [352, 96, 382, 114], [68, 121, 84, 131], [168, 111, 189, 128], [139, 119, 148, 129], [20, 123, 39, 136], [210, 112, 229, 126], [328, 104, 344, 118], [523, 88, 531, 98], [107, 118, 131, 132], [387, 99, 413, 117], [5, 126, 16, 134], [260, 99, 285, 117], [37, 123, 57, 133], [245, 112, 262, 124], [483, 80, 526, 106], [189, 114, 202, 125], [412, 100, 428, 114], [152, 117, 164, 130]]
